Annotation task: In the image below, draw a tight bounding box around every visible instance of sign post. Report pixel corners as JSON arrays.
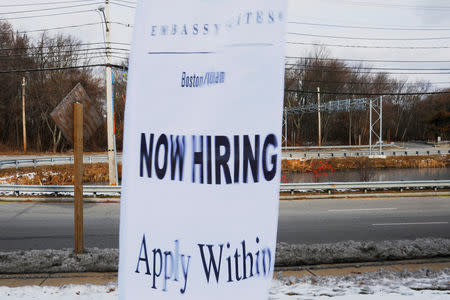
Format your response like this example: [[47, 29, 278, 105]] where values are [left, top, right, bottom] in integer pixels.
[[119, 1, 286, 299], [73, 102, 84, 254]]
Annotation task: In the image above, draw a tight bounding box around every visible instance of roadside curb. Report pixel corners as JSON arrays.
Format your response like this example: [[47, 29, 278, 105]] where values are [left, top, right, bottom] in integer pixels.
[[1, 191, 449, 203], [0, 197, 120, 203], [280, 191, 450, 200]]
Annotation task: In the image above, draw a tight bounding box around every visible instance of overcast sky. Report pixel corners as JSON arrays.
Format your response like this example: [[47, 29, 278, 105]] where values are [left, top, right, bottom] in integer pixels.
[[3, 0, 450, 89]]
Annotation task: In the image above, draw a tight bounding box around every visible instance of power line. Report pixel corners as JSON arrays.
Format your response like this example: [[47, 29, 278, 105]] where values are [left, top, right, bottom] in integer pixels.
[[334, 0, 450, 11], [0, 63, 128, 74], [285, 66, 450, 75], [290, 78, 450, 86], [287, 32, 450, 41], [0, 42, 130, 51], [285, 56, 450, 64], [110, 1, 136, 9], [287, 41, 450, 50], [0, 50, 128, 60], [0, 0, 98, 7], [285, 63, 450, 71], [113, 0, 136, 4], [17, 22, 103, 33], [0, 3, 103, 15], [288, 21, 450, 31], [0, 9, 93, 21], [285, 89, 450, 96], [111, 21, 134, 28]]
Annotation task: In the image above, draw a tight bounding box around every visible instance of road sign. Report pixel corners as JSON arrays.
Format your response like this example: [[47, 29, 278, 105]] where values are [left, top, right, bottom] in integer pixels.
[[50, 83, 103, 144]]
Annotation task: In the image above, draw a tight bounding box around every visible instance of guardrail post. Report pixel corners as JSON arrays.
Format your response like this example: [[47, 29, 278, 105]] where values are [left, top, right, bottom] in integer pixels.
[[33, 159, 36, 168], [15, 160, 18, 169]]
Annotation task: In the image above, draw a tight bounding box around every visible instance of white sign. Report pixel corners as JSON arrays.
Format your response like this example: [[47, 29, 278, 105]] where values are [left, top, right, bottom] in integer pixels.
[[119, 0, 286, 299]]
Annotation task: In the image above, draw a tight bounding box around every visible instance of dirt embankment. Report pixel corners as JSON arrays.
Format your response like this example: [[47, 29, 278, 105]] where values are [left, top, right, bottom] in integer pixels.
[[0, 155, 448, 185], [282, 155, 449, 173], [0, 163, 121, 185]]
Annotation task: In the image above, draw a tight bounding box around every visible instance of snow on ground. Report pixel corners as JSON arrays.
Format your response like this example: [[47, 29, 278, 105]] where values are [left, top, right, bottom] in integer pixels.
[[1, 238, 449, 273], [0, 172, 36, 184], [0, 269, 448, 299], [271, 268, 450, 299]]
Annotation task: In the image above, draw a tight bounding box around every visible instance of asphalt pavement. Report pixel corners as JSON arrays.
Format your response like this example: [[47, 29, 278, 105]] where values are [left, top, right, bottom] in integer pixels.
[[0, 195, 449, 250]]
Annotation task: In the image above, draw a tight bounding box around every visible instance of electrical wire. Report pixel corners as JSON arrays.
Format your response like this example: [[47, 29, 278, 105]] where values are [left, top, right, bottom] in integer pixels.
[[285, 66, 450, 75], [284, 89, 450, 96], [0, 0, 98, 7], [17, 22, 104, 33], [287, 21, 450, 31], [288, 78, 450, 86], [0, 42, 130, 51], [284, 63, 450, 71], [332, 0, 450, 11], [113, 0, 136, 4], [0, 63, 128, 74], [285, 56, 450, 64], [287, 32, 450, 41], [0, 9, 93, 21], [287, 41, 450, 50], [0, 3, 103, 15], [110, 1, 136, 9]]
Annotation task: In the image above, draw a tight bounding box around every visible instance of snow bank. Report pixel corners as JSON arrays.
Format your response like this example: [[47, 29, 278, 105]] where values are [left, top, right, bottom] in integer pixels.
[[272, 268, 450, 299], [1, 238, 449, 273], [0, 283, 117, 300], [0, 248, 118, 274], [276, 238, 450, 266], [0, 269, 448, 299]]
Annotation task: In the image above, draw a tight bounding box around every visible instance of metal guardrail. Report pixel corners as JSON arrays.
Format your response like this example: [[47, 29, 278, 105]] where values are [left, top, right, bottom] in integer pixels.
[[0, 180, 448, 196], [0, 155, 123, 170], [279, 180, 450, 192], [1, 149, 447, 169], [0, 185, 121, 195], [282, 149, 450, 159]]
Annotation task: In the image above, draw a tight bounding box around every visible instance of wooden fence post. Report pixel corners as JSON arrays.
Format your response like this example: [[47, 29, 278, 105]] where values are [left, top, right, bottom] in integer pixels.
[[74, 102, 84, 254]]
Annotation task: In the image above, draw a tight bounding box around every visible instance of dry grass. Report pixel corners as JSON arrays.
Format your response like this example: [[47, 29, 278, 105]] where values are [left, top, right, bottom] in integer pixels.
[[0, 163, 121, 185], [282, 155, 449, 173]]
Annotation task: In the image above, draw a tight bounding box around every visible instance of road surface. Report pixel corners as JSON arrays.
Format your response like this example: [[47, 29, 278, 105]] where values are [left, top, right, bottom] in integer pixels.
[[0, 196, 449, 250]]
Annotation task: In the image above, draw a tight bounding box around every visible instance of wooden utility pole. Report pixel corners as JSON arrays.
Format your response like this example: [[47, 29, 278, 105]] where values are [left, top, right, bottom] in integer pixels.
[[21, 77, 27, 152], [105, 1, 117, 185], [348, 110, 352, 145], [317, 87, 321, 147], [74, 102, 84, 254]]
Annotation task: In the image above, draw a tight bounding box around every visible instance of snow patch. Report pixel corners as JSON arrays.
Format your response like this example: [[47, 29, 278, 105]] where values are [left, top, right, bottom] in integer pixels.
[[0, 269, 448, 299], [0, 248, 118, 274], [272, 268, 450, 299], [0, 238, 449, 274], [276, 238, 450, 266]]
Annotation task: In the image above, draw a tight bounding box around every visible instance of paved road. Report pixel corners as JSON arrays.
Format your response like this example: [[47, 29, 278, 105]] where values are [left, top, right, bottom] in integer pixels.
[[0, 196, 449, 250]]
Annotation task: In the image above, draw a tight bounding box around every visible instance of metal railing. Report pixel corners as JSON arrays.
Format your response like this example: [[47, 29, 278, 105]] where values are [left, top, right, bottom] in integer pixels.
[[0, 155, 123, 170], [1, 149, 447, 169], [0, 180, 448, 196], [282, 149, 449, 159]]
